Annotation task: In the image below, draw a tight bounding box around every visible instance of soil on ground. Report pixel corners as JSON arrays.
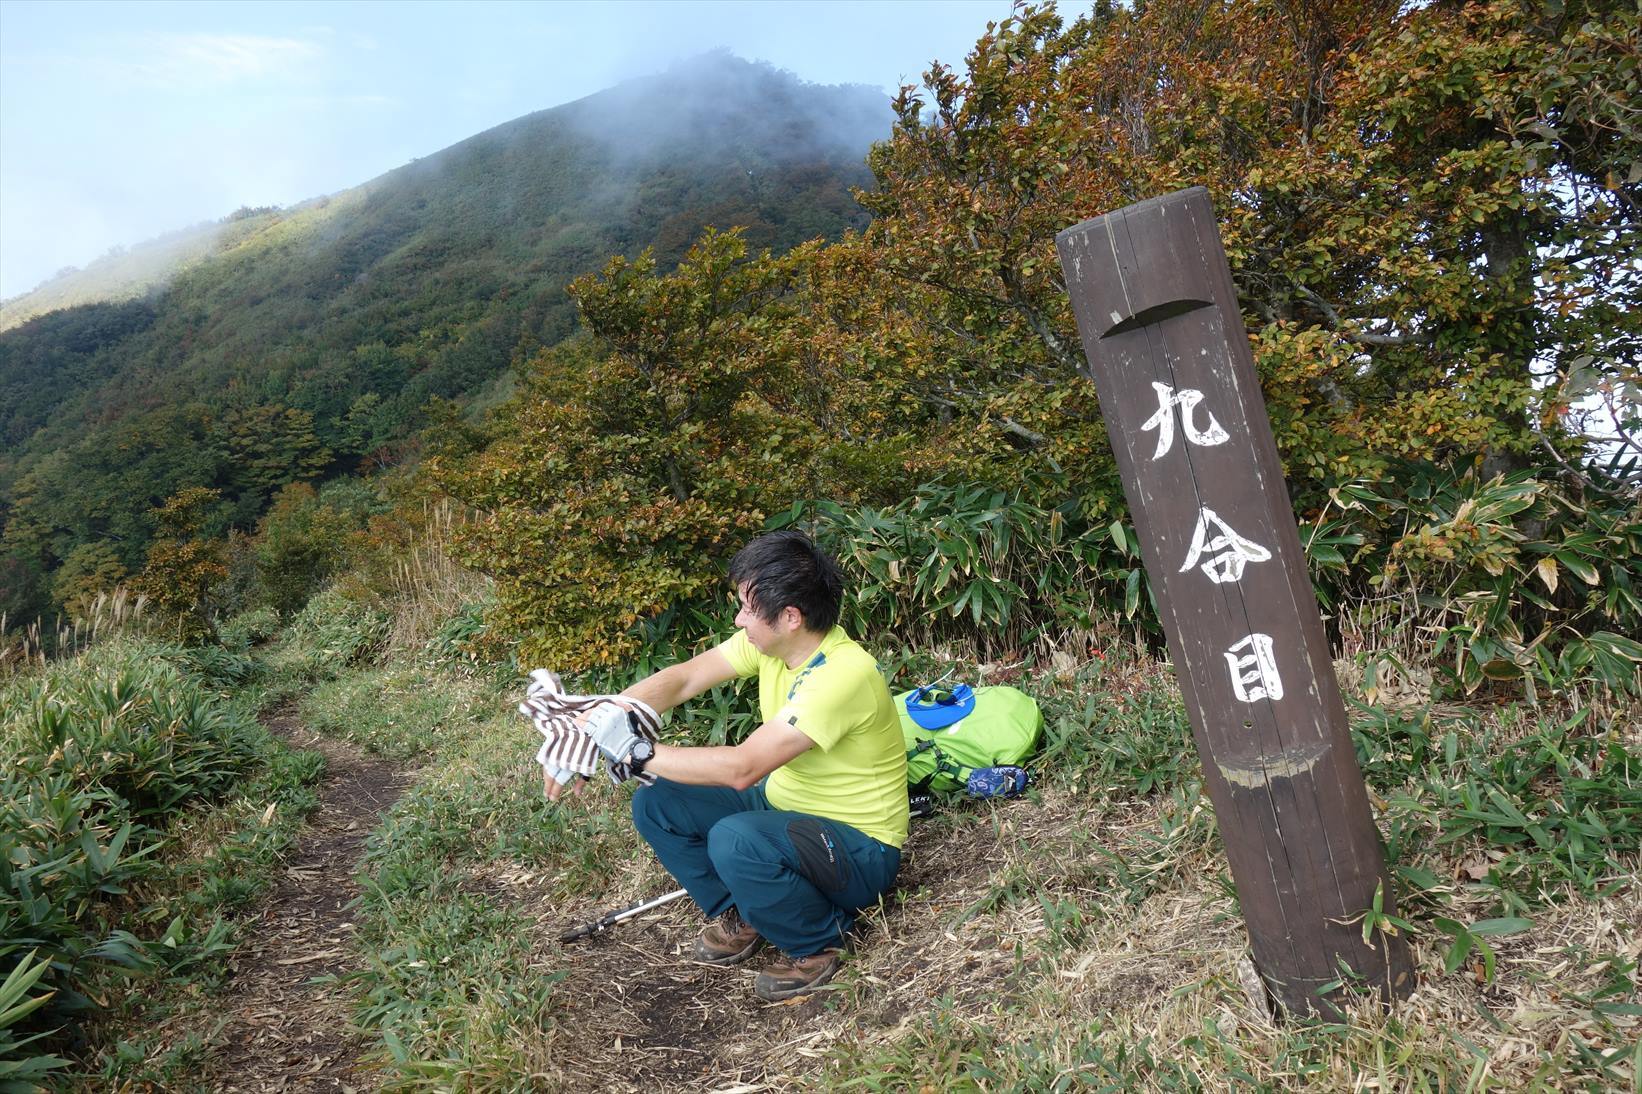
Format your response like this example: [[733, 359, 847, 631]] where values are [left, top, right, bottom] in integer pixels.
[[516, 800, 1064, 1093], [207, 711, 410, 1093]]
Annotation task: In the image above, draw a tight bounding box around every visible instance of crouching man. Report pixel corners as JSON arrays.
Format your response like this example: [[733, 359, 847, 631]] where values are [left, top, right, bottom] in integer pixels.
[[558, 531, 908, 1001]]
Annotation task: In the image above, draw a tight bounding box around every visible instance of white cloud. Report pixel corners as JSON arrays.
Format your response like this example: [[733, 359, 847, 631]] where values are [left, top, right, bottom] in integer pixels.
[[123, 32, 325, 87]]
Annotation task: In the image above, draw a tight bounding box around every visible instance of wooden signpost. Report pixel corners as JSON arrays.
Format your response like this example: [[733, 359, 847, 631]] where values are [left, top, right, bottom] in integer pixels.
[[1055, 187, 1414, 1014]]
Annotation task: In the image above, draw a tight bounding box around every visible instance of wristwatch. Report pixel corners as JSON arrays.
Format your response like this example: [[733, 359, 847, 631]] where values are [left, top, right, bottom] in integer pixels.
[[627, 738, 655, 777]]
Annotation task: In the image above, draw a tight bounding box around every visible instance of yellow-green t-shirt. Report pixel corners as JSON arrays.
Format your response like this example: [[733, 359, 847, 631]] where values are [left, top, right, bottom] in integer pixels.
[[716, 627, 909, 848]]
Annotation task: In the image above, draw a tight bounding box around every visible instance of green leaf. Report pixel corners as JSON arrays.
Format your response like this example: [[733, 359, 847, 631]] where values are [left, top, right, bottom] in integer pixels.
[[0, 951, 56, 1030], [1109, 520, 1129, 554], [1476, 937, 1497, 983], [1396, 866, 1444, 892], [1552, 552, 1599, 586], [1443, 931, 1474, 974], [1467, 917, 1532, 936]]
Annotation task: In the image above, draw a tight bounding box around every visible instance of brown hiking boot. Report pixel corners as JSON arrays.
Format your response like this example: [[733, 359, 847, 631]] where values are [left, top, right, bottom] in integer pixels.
[[754, 950, 842, 1001], [692, 908, 763, 966]]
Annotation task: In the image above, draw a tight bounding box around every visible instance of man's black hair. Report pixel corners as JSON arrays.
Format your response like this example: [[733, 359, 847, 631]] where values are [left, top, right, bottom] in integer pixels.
[[728, 531, 844, 633]]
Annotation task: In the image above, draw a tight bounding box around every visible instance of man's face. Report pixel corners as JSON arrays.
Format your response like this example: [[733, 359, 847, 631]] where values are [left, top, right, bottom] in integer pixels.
[[735, 583, 792, 654]]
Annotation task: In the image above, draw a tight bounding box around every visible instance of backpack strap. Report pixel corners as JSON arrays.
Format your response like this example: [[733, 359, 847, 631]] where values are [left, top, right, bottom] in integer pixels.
[[906, 739, 937, 793], [906, 737, 972, 789]]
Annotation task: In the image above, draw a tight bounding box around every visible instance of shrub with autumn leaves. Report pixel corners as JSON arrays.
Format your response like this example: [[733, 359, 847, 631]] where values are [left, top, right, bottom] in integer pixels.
[[432, 232, 828, 667], [133, 488, 228, 642]]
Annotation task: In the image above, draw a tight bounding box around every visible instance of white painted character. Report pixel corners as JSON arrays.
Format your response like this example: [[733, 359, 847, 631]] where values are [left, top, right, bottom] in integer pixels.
[[1140, 382, 1231, 460], [1180, 507, 1272, 584], [1225, 633, 1283, 703]]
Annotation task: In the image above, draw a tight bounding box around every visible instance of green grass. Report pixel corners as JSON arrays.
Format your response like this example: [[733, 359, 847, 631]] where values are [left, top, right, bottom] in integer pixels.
[[271, 635, 649, 1081], [797, 680, 1640, 1092], [815, 948, 1641, 1092], [1358, 703, 1641, 916], [298, 662, 488, 760], [28, 591, 1632, 1091], [0, 636, 328, 1087], [285, 620, 1636, 1090], [256, 586, 392, 698], [1034, 653, 1195, 798]]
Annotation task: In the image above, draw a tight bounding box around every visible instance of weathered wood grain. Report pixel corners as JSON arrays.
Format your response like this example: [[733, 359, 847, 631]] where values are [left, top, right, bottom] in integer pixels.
[[1055, 186, 1415, 1014]]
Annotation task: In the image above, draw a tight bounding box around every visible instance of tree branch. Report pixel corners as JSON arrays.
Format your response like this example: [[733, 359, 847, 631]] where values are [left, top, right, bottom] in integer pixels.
[[994, 415, 1048, 447], [1538, 434, 1604, 494], [919, 390, 1049, 451], [1293, 285, 1426, 348]]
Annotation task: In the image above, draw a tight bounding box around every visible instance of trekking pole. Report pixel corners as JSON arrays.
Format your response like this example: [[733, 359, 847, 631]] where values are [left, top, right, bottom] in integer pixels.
[[559, 888, 689, 943]]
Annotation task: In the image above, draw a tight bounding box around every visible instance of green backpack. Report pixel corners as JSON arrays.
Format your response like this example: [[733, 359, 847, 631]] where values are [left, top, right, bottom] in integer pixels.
[[895, 684, 1043, 793]]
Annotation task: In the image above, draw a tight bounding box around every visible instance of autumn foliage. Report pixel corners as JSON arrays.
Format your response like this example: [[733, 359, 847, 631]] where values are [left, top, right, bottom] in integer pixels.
[[432, 232, 820, 666], [428, 0, 1637, 678], [133, 488, 228, 641]]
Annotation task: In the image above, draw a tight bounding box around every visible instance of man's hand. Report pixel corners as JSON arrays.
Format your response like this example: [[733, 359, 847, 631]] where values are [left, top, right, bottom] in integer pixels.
[[543, 768, 587, 803], [581, 702, 642, 763]]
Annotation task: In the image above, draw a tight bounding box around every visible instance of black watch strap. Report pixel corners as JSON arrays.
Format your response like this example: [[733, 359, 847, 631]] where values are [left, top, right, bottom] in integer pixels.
[[628, 738, 655, 776]]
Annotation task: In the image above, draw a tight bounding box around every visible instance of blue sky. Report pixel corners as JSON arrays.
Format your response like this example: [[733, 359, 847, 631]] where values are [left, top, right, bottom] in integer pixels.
[[0, 0, 1014, 298]]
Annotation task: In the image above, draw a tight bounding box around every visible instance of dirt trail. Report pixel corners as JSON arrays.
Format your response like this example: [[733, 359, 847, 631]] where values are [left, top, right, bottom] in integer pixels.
[[209, 711, 410, 1092], [195, 716, 1044, 1091]]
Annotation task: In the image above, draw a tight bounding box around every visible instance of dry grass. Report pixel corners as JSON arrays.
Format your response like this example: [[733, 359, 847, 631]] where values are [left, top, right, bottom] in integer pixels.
[[381, 498, 491, 656], [310, 614, 1638, 1091], [445, 707, 1640, 1092], [0, 586, 149, 674]]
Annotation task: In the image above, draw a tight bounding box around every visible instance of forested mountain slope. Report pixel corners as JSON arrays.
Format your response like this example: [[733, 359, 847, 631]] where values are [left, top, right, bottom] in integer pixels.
[[0, 215, 259, 334], [0, 54, 886, 621]]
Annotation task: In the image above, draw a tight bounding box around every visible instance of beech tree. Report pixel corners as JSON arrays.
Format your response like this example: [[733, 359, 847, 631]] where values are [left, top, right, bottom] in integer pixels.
[[210, 404, 332, 507], [134, 487, 227, 639], [434, 230, 829, 667], [862, 0, 1641, 496], [50, 542, 128, 617]]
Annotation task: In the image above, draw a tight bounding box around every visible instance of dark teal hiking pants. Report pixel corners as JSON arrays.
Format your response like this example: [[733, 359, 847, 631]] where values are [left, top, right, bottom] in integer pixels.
[[631, 778, 901, 958]]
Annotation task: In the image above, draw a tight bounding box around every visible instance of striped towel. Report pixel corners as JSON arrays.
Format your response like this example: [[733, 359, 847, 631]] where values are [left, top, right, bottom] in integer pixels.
[[520, 669, 662, 786]]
